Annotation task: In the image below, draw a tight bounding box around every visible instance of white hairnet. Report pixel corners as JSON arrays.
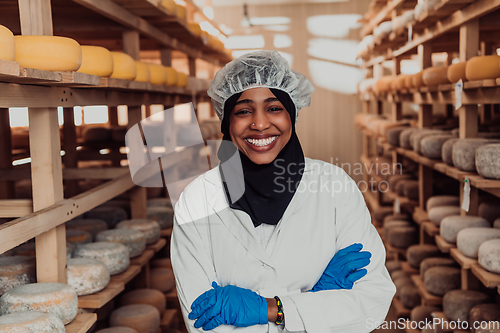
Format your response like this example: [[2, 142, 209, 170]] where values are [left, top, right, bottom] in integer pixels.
[[207, 50, 315, 124]]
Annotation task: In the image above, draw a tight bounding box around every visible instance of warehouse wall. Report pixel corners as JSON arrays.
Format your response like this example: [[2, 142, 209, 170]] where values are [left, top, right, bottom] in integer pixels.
[[214, 0, 371, 181]]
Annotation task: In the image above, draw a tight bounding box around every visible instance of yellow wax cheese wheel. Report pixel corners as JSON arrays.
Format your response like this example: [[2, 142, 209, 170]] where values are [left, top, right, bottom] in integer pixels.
[[109, 52, 137, 80], [188, 23, 202, 37], [176, 4, 187, 20], [412, 71, 425, 88], [373, 77, 393, 94], [176, 72, 188, 88], [0, 25, 15, 61], [147, 63, 167, 85], [14, 36, 82, 71], [465, 55, 500, 81], [159, 0, 176, 14], [447, 62, 467, 83], [404, 75, 414, 89], [165, 67, 178, 86], [78, 45, 113, 77], [135, 61, 151, 82], [422, 67, 450, 86]]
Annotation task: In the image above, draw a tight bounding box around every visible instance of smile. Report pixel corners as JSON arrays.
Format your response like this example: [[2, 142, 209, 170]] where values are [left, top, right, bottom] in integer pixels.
[[244, 136, 278, 147]]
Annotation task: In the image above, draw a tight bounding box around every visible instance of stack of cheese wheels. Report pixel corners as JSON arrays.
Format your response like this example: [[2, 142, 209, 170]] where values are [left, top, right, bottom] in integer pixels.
[[440, 215, 489, 244], [478, 239, 500, 273], [0, 311, 65, 333], [428, 206, 461, 226], [443, 290, 489, 322], [457, 227, 500, 258], [109, 52, 137, 80], [441, 138, 459, 165], [384, 220, 410, 236], [188, 22, 202, 37], [452, 139, 500, 171], [420, 257, 457, 278], [77, 45, 114, 77], [422, 67, 450, 86], [447, 62, 467, 83], [66, 218, 108, 240], [176, 4, 187, 20], [149, 268, 175, 292], [85, 206, 128, 228], [399, 128, 418, 148], [386, 226, 418, 248], [96, 229, 146, 258], [160, 0, 176, 13], [14, 36, 82, 71], [0, 25, 15, 61], [479, 201, 500, 224], [475, 144, 500, 179], [386, 260, 402, 274], [165, 66, 178, 86], [67, 258, 110, 296], [134, 62, 151, 82], [96, 328, 138, 333], [73, 242, 130, 275], [120, 289, 166, 316], [110, 304, 160, 333], [0, 283, 78, 325], [399, 283, 420, 309], [116, 219, 161, 245], [386, 126, 408, 146], [146, 206, 174, 229], [0, 256, 36, 295], [147, 198, 173, 208], [406, 244, 440, 268], [421, 134, 455, 159], [147, 63, 167, 85], [465, 55, 500, 81], [423, 266, 460, 296], [176, 72, 188, 88], [66, 229, 92, 246]]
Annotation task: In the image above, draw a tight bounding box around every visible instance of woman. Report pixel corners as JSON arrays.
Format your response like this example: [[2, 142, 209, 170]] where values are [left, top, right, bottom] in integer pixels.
[[170, 50, 396, 333]]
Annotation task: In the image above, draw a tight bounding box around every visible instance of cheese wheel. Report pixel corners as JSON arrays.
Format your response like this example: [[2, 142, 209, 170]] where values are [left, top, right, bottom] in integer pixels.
[[165, 67, 178, 86], [0, 25, 15, 61], [394, 276, 413, 297], [479, 202, 500, 224], [440, 215, 490, 244], [428, 206, 461, 226], [399, 285, 420, 309], [0, 311, 65, 333], [188, 23, 202, 37], [420, 257, 456, 278], [386, 127, 408, 146], [116, 219, 161, 245], [373, 77, 393, 94], [67, 258, 110, 296], [478, 239, 500, 273], [150, 268, 175, 293], [411, 305, 440, 323], [443, 290, 489, 322], [421, 134, 455, 159], [176, 72, 188, 88], [406, 244, 440, 268], [120, 289, 166, 315], [403, 180, 419, 200], [85, 206, 128, 228], [147, 63, 167, 85], [476, 144, 500, 179], [386, 260, 402, 274], [403, 75, 414, 89], [412, 71, 425, 88], [423, 266, 460, 296], [372, 206, 394, 222], [159, 0, 176, 13], [399, 128, 418, 148], [0, 283, 78, 325], [0, 256, 36, 296], [384, 221, 411, 236], [457, 227, 500, 258], [384, 214, 410, 222], [78, 45, 114, 77], [146, 207, 173, 230], [387, 226, 418, 248], [469, 304, 500, 331], [465, 55, 500, 81], [96, 229, 146, 258], [147, 198, 172, 208], [176, 4, 187, 20], [388, 174, 413, 190], [447, 62, 467, 83], [392, 271, 408, 282], [82, 126, 111, 142], [453, 139, 500, 171], [66, 218, 108, 240], [73, 242, 129, 275], [14, 36, 82, 72], [134, 62, 151, 82], [109, 52, 137, 80], [423, 67, 451, 86], [110, 304, 160, 333], [66, 229, 92, 246], [96, 328, 138, 333], [441, 138, 460, 165]]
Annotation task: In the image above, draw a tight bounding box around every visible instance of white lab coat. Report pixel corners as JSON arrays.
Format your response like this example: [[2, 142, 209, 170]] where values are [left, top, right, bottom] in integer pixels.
[[170, 157, 396, 333]]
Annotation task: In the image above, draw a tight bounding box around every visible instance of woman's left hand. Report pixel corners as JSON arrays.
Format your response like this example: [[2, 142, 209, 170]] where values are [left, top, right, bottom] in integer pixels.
[[189, 281, 268, 330]]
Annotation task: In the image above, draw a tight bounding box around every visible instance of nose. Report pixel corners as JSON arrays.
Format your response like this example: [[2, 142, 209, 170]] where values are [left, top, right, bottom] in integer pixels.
[[250, 108, 270, 131]]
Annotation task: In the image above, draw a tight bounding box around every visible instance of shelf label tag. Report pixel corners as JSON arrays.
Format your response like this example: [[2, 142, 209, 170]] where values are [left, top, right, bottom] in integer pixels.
[[395, 197, 401, 214], [408, 24, 413, 42], [462, 177, 470, 212], [455, 79, 463, 110]]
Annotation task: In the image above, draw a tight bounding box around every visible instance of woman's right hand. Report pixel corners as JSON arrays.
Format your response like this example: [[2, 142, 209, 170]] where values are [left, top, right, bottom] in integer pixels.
[[309, 243, 371, 292]]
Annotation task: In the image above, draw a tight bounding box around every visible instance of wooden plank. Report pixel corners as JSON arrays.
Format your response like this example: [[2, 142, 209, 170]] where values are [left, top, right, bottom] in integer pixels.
[[77, 282, 124, 309], [130, 249, 154, 266], [160, 309, 179, 330], [471, 264, 500, 288], [412, 275, 443, 306], [468, 174, 500, 189], [165, 287, 179, 308], [0, 108, 14, 199], [386, 243, 407, 259], [161, 228, 172, 237], [147, 238, 166, 253], [63, 167, 129, 180], [450, 248, 477, 269], [435, 235, 455, 253], [0, 199, 33, 217], [392, 296, 412, 318], [65, 313, 97, 333], [110, 264, 141, 284], [401, 261, 419, 275], [123, 30, 141, 60], [445, 165, 475, 181], [18, 0, 53, 36], [423, 221, 440, 237], [0, 59, 20, 81], [63, 107, 79, 198], [413, 207, 430, 224], [419, 164, 433, 210]]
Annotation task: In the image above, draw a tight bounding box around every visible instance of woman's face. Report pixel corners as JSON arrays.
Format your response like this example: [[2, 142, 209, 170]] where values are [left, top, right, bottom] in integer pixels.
[[229, 87, 292, 165]]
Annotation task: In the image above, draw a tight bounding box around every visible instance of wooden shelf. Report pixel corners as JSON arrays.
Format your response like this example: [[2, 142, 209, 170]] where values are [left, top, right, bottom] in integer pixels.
[[78, 282, 124, 309], [130, 249, 154, 266], [386, 243, 408, 259], [147, 238, 167, 253], [161, 228, 173, 237], [423, 222, 440, 237], [413, 207, 430, 225], [110, 264, 141, 284], [161, 308, 179, 330], [392, 296, 412, 318], [471, 264, 500, 288], [165, 287, 180, 308], [65, 313, 97, 333], [450, 248, 477, 269], [411, 275, 443, 306], [401, 261, 419, 275], [435, 235, 455, 253]]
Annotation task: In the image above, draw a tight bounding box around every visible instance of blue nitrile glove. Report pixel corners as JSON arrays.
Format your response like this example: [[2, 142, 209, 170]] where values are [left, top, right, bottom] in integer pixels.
[[188, 281, 268, 331], [310, 243, 372, 292]]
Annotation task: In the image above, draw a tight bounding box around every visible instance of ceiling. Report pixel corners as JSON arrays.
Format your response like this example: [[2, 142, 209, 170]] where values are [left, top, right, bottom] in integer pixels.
[[212, 0, 349, 6]]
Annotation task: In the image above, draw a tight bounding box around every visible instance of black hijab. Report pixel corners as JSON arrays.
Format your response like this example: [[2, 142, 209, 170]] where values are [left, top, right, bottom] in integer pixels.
[[217, 88, 305, 228]]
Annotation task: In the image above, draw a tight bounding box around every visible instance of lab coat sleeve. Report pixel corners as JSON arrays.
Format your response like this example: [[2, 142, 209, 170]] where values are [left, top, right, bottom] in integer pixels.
[[286, 169, 396, 333], [170, 182, 269, 333]]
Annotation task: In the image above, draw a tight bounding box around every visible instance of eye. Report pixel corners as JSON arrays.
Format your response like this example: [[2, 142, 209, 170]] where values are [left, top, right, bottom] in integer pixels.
[[268, 107, 283, 112], [234, 109, 251, 115]]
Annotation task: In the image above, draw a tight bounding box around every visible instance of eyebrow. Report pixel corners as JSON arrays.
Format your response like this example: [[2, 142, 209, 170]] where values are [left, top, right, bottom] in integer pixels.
[[235, 97, 280, 106]]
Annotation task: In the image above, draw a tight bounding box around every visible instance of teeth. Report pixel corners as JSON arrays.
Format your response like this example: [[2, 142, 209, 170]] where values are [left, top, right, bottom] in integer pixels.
[[245, 136, 277, 147]]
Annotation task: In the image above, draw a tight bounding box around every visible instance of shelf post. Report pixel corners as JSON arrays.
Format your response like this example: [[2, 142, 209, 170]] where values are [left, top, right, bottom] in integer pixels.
[[0, 108, 15, 199], [62, 107, 79, 198], [18, 0, 53, 35], [123, 30, 141, 61]]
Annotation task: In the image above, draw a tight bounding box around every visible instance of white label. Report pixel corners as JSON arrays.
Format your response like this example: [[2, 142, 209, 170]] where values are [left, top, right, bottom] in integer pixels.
[[462, 177, 470, 212], [455, 79, 463, 110], [408, 24, 413, 42], [395, 197, 401, 214]]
